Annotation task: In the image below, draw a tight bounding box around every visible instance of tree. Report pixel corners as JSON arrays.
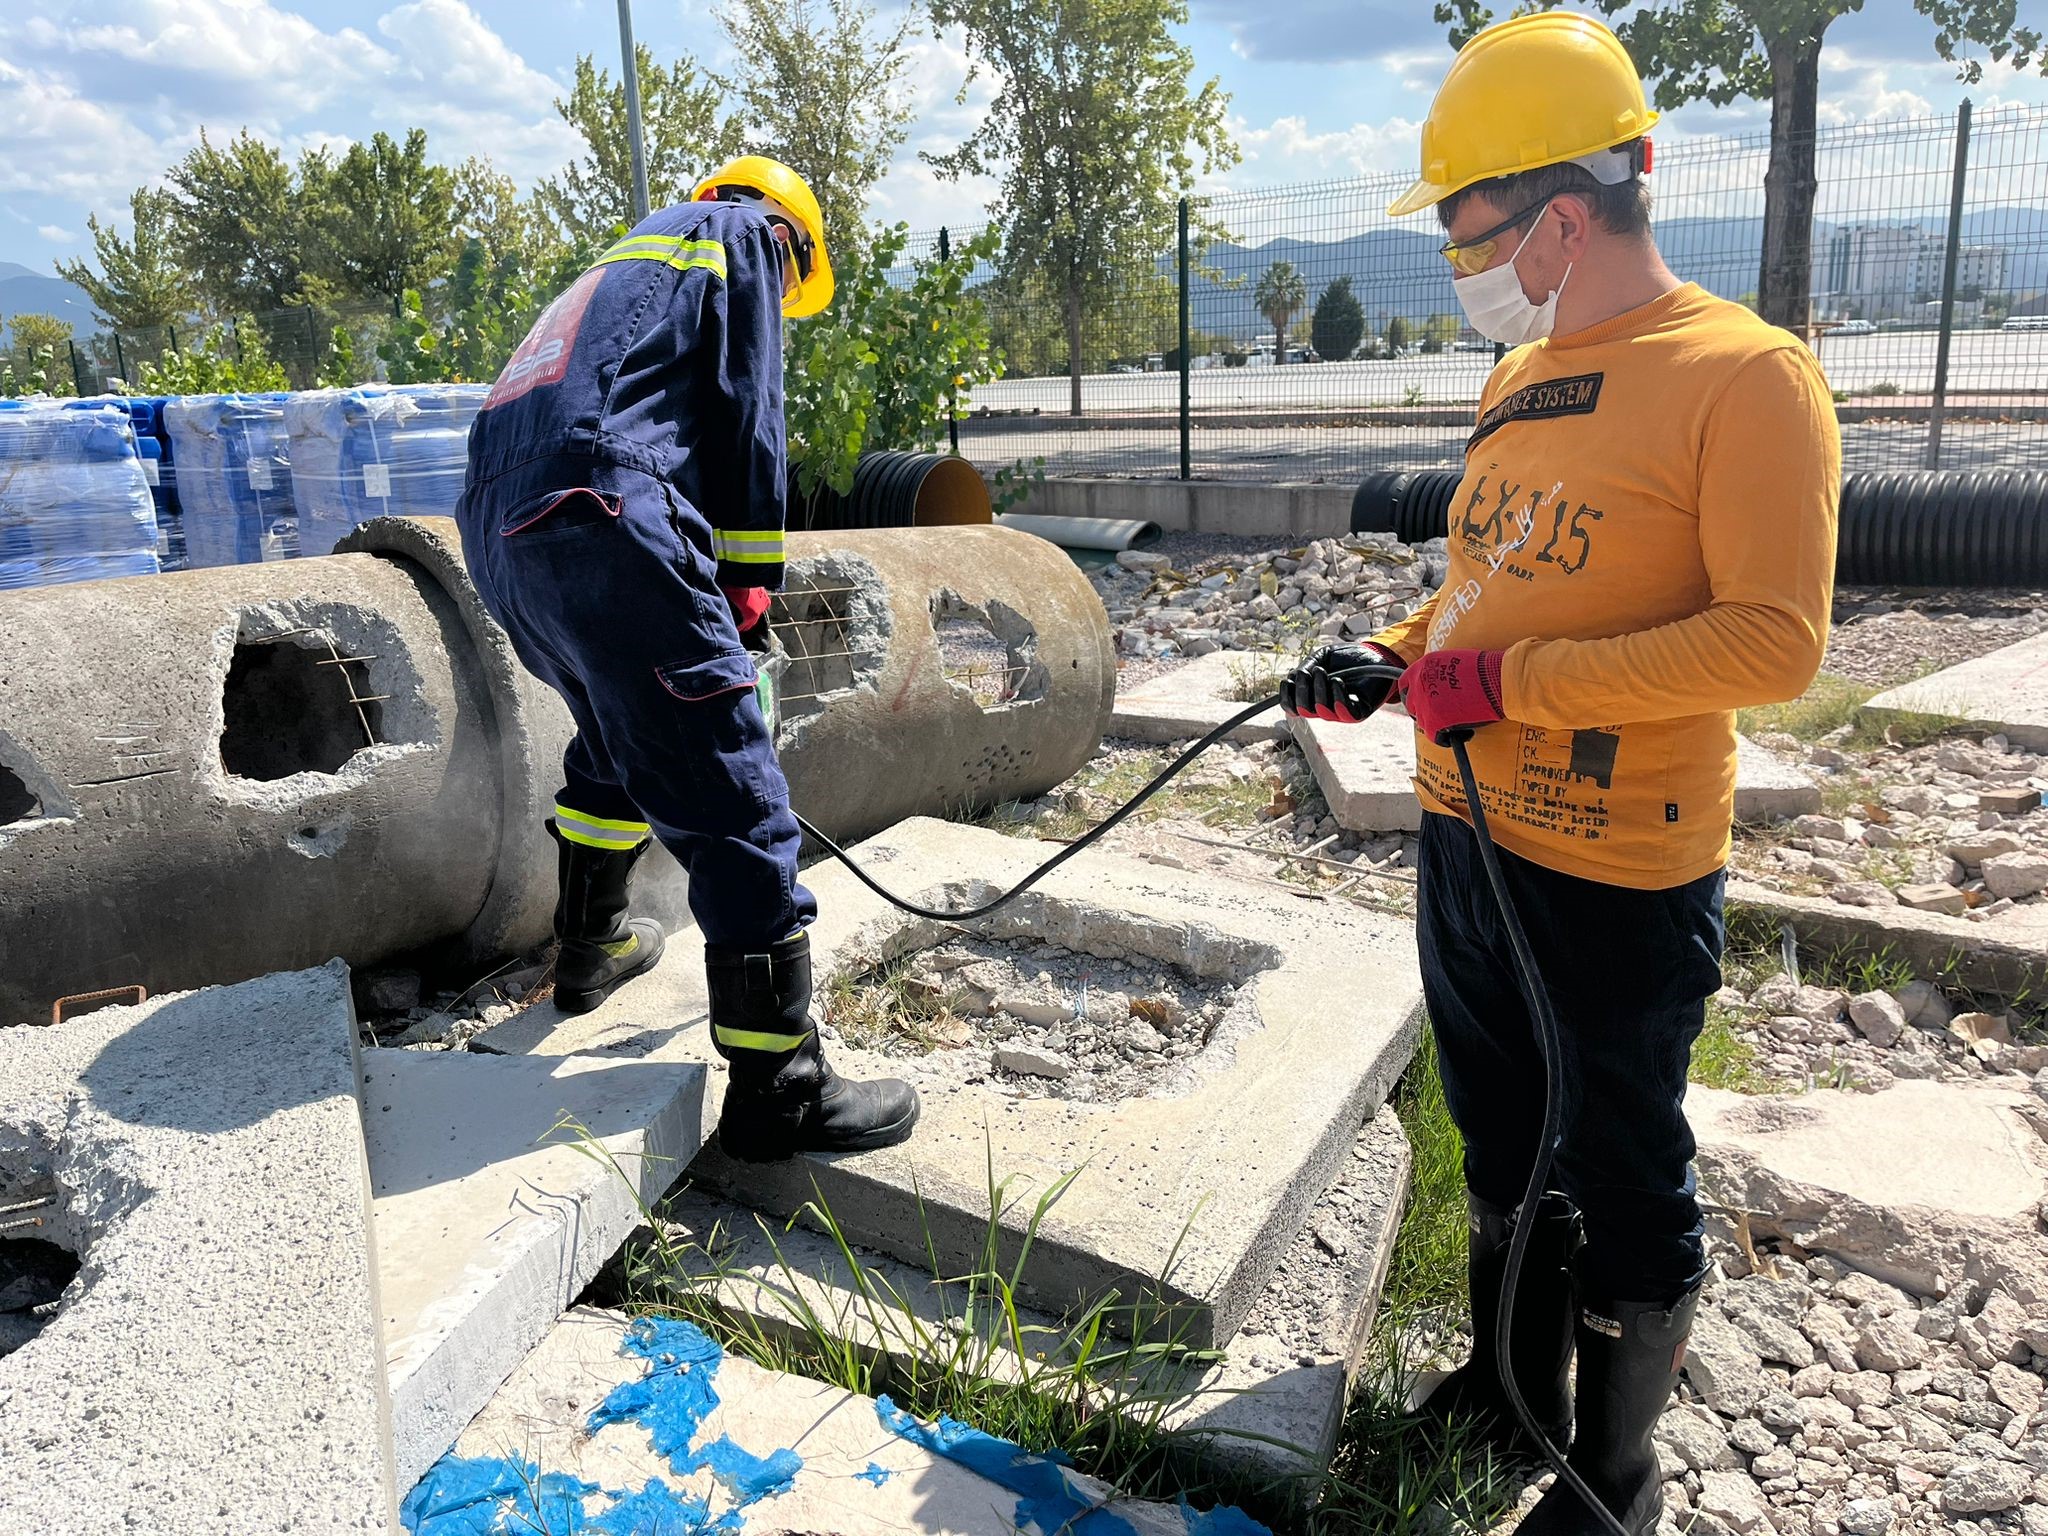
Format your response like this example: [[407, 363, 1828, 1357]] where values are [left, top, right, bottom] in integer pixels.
[[452, 156, 537, 267], [718, 0, 919, 246], [534, 46, 741, 243], [55, 188, 193, 331], [164, 129, 311, 316], [1311, 276, 1366, 362], [1436, 2, 2047, 330], [1247, 259, 1304, 365], [302, 129, 459, 307], [1385, 314, 1413, 354], [3, 314, 76, 396], [926, 0, 1237, 416]]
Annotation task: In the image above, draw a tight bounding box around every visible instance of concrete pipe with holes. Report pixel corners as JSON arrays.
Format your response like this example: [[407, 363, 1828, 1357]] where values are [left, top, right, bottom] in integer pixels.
[[0, 517, 1112, 1023]]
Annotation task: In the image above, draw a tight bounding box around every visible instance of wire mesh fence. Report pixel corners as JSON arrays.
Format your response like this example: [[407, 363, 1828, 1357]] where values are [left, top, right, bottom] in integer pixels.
[[939, 103, 2048, 485]]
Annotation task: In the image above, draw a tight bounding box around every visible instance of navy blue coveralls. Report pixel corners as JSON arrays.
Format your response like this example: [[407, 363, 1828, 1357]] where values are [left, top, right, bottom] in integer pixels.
[[455, 200, 816, 953]]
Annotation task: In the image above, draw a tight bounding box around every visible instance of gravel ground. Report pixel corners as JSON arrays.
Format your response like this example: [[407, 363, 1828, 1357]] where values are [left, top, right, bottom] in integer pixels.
[[1827, 590, 2048, 689]]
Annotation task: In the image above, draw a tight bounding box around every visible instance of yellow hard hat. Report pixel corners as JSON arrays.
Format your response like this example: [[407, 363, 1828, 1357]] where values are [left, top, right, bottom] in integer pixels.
[[1388, 13, 1659, 218], [693, 155, 835, 318]]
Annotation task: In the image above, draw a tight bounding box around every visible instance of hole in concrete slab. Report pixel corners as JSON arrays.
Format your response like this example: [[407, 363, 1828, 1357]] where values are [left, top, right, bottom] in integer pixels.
[[932, 592, 1047, 710], [827, 896, 1280, 1104], [0, 765, 38, 825], [219, 635, 383, 781], [0, 1172, 76, 1359]]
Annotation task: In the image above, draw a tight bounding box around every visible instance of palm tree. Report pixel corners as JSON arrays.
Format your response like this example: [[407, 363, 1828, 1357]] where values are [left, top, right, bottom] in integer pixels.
[[1253, 260, 1308, 364]]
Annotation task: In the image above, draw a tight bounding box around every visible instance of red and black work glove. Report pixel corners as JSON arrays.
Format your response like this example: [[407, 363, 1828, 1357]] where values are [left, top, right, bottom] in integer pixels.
[[1397, 648, 1506, 745], [1279, 642, 1405, 724], [722, 585, 772, 654]]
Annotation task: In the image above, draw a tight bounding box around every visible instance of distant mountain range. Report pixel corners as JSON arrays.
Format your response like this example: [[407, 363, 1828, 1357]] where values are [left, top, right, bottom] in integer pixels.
[[0, 261, 101, 337], [1188, 206, 2047, 341]]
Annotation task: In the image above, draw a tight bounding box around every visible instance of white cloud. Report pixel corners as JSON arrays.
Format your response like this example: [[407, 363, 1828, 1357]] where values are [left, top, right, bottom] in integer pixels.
[[37, 224, 76, 241], [866, 27, 999, 231], [1220, 112, 1420, 186], [0, 55, 163, 203]]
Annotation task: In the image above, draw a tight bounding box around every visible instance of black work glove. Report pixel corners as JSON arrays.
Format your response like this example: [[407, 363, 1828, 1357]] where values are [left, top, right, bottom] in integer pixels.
[[1279, 641, 1404, 724]]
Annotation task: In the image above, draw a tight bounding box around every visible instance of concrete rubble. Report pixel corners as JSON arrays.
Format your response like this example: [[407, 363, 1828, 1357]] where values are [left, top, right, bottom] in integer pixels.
[[0, 964, 397, 1533]]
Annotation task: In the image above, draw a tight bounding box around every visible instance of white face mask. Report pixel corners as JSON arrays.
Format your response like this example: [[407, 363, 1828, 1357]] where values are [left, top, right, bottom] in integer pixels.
[[1452, 206, 1571, 346]]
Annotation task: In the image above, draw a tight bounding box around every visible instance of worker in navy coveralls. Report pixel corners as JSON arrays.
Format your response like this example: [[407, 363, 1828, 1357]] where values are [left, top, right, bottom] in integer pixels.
[[456, 156, 918, 1163]]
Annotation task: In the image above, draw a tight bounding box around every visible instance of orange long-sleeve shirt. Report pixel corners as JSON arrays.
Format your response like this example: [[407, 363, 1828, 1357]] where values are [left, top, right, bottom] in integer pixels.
[[1375, 283, 1840, 888]]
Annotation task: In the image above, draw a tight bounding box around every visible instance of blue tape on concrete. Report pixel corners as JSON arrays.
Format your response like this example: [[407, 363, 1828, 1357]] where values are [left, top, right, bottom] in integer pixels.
[[588, 1477, 733, 1534], [856, 1462, 894, 1487], [1180, 1497, 1275, 1535], [586, 1315, 729, 1463], [399, 1457, 598, 1535]]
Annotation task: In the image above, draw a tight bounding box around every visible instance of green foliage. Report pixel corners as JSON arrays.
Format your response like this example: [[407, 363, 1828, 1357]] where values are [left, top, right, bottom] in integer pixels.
[[1384, 314, 1413, 354], [1312, 276, 1366, 363], [927, 0, 1237, 412], [2, 314, 78, 397], [56, 188, 192, 331], [163, 129, 312, 316], [300, 128, 459, 305], [1253, 260, 1308, 361], [784, 223, 1006, 508], [535, 46, 741, 244], [718, 0, 920, 247], [316, 325, 360, 390], [127, 317, 289, 395]]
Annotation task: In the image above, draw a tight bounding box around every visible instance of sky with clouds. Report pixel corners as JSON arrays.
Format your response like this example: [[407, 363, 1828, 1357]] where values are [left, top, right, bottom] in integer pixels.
[[2, 0, 2044, 274]]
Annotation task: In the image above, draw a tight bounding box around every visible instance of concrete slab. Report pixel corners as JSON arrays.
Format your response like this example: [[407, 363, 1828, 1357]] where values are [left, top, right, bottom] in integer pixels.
[[414, 1305, 1268, 1535], [1111, 651, 1291, 743], [477, 817, 1423, 1350], [1688, 1078, 2048, 1226], [1864, 630, 2048, 751], [1728, 879, 2048, 998], [1295, 719, 1820, 834], [0, 962, 396, 1534], [365, 1047, 706, 1490], [643, 1109, 1411, 1483]]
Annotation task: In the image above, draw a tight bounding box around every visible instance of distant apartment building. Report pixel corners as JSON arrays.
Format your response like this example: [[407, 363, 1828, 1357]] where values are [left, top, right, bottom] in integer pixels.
[[1815, 223, 2009, 321]]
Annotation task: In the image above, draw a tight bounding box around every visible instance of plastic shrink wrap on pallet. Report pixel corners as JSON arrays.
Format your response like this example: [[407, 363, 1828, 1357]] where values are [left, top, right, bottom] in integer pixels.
[[0, 403, 162, 590], [285, 385, 486, 555], [162, 392, 299, 567]]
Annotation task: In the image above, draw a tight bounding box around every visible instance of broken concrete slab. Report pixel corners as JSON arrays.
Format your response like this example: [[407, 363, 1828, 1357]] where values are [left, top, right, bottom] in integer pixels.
[[647, 1110, 1410, 1484], [418, 1305, 1271, 1535], [478, 817, 1423, 1350], [366, 1047, 705, 1491], [1297, 719, 1820, 834], [1111, 651, 1291, 744], [1864, 630, 2048, 752], [0, 962, 396, 1534], [1728, 879, 2048, 998]]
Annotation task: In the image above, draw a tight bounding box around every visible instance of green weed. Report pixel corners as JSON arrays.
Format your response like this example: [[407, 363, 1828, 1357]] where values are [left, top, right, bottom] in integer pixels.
[[1736, 673, 1876, 744], [1690, 1004, 1775, 1094]]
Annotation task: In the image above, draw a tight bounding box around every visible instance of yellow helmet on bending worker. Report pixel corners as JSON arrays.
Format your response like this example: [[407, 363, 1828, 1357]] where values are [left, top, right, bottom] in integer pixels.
[[1386, 13, 1660, 218], [692, 156, 836, 318]]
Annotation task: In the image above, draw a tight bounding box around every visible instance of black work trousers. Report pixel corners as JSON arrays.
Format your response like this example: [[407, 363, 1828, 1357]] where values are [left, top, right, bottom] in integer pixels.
[[1416, 810, 1724, 1305]]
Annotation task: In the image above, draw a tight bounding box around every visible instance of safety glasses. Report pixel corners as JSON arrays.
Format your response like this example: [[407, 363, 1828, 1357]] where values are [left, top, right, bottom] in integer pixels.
[[1439, 196, 1553, 276], [711, 186, 815, 299]]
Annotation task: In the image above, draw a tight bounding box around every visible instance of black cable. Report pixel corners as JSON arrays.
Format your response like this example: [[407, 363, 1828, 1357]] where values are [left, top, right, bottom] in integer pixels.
[[791, 657, 1624, 1533]]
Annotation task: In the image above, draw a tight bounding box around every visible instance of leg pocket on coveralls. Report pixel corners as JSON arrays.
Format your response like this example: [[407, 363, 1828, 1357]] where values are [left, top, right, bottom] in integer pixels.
[[652, 651, 780, 814], [497, 486, 623, 537]]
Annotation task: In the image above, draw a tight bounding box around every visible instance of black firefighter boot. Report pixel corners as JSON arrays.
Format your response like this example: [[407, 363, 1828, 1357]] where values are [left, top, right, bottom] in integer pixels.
[[1422, 1191, 1580, 1461], [1515, 1283, 1704, 1536], [549, 820, 666, 1013], [708, 932, 920, 1162]]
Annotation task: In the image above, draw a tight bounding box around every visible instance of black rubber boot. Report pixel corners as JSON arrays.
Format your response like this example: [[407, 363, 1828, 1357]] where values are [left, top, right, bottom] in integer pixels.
[[549, 820, 665, 1013], [1515, 1283, 1703, 1536], [707, 933, 920, 1162], [1422, 1191, 1580, 1461]]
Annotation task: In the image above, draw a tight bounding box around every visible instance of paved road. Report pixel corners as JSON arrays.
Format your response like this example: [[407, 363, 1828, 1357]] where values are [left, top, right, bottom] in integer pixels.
[[967, 329, 2047, 415], [957, 418, 2048, 481]]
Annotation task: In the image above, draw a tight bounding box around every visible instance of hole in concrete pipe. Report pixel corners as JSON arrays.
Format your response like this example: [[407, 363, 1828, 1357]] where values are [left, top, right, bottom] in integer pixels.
[[219, 637, 384, 781], [0, 765, 39, 826], [932, 593, 1048, 710], [0, 1172, 78, 1359]]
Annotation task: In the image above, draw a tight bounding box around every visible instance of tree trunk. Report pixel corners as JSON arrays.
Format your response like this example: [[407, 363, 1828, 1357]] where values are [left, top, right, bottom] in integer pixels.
[[1274, 317, 1285, 364], [1758, 32, 1822, 332], [1065, 277, 1084, 418]]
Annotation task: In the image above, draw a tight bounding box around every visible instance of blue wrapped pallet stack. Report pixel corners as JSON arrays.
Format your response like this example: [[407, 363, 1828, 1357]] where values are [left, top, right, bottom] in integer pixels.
[[0, 403, 162, 591], [62, 396, 183, 570], [162, 393, 300, 568], [285, 385, 486, 555]]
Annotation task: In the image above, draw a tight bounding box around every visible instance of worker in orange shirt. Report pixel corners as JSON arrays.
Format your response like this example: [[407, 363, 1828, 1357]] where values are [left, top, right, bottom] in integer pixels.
[[1282, 16, 1839, 1534]]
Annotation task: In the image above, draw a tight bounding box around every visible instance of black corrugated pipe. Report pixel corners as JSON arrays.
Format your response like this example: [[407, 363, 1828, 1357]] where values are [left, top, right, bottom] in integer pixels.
[[792, 450, 992, 531], [1352, 468, 2048, 588]]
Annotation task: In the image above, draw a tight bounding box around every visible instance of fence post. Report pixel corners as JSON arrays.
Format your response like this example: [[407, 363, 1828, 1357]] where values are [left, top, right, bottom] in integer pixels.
[[167, 325, 179, 355], [1926, 99, 1972, 471], [113, 331, 127, 383], [939, 226, 960, 456], [1177, 196, 1192, 481]]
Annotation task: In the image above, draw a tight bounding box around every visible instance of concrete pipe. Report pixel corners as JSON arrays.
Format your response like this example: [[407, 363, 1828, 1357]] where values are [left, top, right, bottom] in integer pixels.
[[0, 517, 1112, 1022]]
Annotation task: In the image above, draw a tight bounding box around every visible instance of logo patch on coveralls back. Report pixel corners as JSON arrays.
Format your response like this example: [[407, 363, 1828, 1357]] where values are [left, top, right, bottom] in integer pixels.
[[485, 266, 604, 409]]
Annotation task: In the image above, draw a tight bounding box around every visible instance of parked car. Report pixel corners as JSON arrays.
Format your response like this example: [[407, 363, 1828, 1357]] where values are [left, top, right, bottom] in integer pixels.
[[1834, 319, 1876, 335]]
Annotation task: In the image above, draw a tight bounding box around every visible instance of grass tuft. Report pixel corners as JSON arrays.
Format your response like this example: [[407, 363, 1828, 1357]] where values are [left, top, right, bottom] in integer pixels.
[[1690, 1004, 1776, 1094]]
